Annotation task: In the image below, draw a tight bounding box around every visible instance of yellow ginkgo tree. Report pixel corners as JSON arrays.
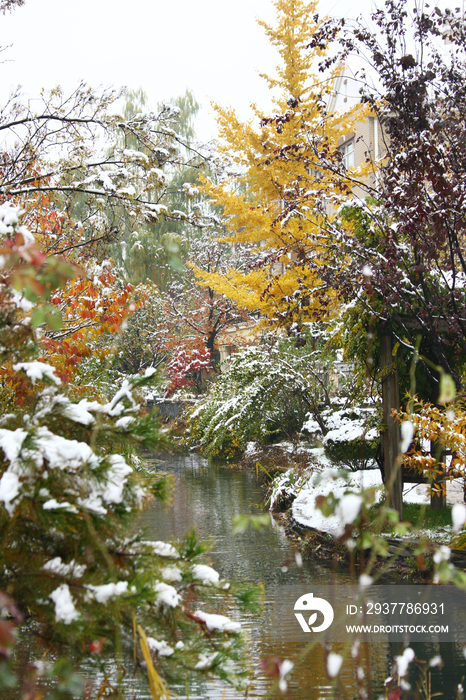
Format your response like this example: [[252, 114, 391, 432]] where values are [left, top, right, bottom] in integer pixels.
[[195, 0, 369, 331]]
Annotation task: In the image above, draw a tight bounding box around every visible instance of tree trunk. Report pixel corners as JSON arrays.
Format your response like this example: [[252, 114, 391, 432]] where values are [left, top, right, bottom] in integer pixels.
[[380, 327, 403, 518]]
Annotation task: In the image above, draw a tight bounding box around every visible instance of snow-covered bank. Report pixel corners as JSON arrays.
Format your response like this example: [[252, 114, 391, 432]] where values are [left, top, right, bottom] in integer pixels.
[[291, 466, 384, 536], [268, 448, 452, 537]]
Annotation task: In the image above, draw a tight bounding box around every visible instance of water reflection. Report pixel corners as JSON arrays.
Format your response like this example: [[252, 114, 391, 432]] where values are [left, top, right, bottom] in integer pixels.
[[10, 452, 466, 698], [134, 453, 466, 699]]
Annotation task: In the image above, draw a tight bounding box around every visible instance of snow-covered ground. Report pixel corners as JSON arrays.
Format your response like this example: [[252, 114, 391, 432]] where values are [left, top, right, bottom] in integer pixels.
[[283, 448, 462, 538], [291, 465, 383, 536]]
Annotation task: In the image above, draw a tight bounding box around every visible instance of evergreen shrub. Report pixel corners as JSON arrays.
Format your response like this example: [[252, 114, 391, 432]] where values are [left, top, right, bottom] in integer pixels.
[[321, 407, 379, 471], [187, 345, 324, 460]]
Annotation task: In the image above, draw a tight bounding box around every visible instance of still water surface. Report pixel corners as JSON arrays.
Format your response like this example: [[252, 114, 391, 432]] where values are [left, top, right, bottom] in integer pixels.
[[137, 453, 466, 700]]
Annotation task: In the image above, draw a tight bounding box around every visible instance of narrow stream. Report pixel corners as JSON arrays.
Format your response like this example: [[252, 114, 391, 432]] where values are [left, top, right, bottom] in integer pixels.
[[138, 452, 466, 700]]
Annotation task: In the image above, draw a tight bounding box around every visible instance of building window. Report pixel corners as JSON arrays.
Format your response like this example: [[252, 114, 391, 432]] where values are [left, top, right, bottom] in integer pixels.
[[340, 139, 355, 169]]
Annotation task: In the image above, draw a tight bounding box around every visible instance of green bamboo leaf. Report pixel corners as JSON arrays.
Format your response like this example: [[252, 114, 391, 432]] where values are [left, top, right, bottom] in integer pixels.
[[45, 311, 63, 331], [438, 371, 456, 404], [31, 307, 46, 326]]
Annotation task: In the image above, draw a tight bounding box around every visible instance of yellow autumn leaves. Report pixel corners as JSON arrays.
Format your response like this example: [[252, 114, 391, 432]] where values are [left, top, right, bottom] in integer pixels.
[[193, 0, 371, 329]]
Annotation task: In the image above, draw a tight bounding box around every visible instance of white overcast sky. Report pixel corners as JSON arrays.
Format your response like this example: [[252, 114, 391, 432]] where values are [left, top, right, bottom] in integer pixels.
[[1, 0, 376, 141]]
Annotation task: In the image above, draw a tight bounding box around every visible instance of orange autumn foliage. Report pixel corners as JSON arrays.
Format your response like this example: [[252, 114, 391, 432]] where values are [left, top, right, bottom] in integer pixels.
[[43, 271, 146, 384], [1, 167, 147, 393]]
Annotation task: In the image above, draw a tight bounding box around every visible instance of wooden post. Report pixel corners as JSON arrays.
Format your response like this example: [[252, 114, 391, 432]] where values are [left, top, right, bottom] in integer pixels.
[[380, 327, 403, 518]]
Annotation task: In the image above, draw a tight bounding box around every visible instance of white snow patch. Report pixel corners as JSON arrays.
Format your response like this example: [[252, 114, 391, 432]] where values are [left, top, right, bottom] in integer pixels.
[[327, 652, 343, 678], [292, 462, 429, 534], [244, 441, 259, 457], [77, 494, 107, 515], [75, 455, 132, 514], [359, 574, 373, 590], [292, 466, 382, 535], [0, 471, 21, 515], [115, 416, 135, 429], [452, 503, 466, 532], [146, 637, 174, 657], [13, 362, 61, 385], [194, 610, 241, 632], [362, 265, 372, 277], [86, 581, 129, 603], [0, 202, 23, 233], [43, 499, 78, 513], [195, 652, 219, 670], [395, 648, 415, 677], [269, 469, 308, 511], [102, 454, 132, 504], [339, 493, 363, 527], [161, 566, 182, 582], [192, 564, 220, 585], [33, 427, 99, 471], [145, 541, 179, 558], [433, 545, 451, 564], [154, 582, 181, 608], [60, 400, 97, 425], [279, 659, 294, 692], [429, 655, 442, 668], [49, 584, 79, 624], [0, 427, 28, 464], [43, 557, 86, 578], [123, 148, 149, 163], [117, 185, 136, 196], [400, 420, 414, 453], [324, 421, 378, 446], [10, 290, 34, 312]]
